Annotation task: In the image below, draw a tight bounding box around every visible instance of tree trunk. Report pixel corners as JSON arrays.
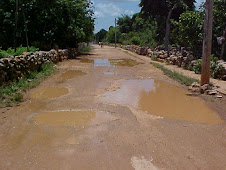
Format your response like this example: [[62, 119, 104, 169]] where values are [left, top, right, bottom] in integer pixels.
[[220, 29, 226, 60], [201, 0, 213, 85], [220, 42, 225, 60], [164, 8, 173, 52]]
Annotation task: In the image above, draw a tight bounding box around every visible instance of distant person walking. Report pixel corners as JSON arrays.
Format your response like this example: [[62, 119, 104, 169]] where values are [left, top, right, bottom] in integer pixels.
[[99, 42, 104, 48]]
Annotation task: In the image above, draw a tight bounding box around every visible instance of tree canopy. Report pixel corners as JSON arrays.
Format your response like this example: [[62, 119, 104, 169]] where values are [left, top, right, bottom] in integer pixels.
[[0, 0, 94, 50]]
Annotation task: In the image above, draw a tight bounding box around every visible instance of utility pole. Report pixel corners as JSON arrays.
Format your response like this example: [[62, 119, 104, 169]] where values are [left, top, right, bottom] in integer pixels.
[[115, 18, 117, 48], [201, 0, 213, 85]]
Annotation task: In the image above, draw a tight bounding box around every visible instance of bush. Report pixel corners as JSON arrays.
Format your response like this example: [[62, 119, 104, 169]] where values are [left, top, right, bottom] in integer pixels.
[[0, 46, 39, 58]]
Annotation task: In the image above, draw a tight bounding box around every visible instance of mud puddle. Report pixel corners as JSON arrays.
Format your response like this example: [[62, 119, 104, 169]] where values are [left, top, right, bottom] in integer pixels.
[[59, 70, 87, 80], [110, 59, 140, 67], [94, 58, 139, 67], [94, 59, 111, 67], [100, 79, 224, 124], [80, 58, 94, 63], [30, 87, 69, 99], [33, 110, 114, 126]]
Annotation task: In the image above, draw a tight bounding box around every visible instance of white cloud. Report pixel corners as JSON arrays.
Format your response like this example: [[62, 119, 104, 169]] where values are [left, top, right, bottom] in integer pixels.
[[94, 3, 135, 18], [96, 3, 122, 17], [125, 10, 135, 15]]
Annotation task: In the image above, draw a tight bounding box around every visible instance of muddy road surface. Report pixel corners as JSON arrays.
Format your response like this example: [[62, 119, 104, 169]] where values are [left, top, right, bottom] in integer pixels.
[[0, 45, 226, 170]]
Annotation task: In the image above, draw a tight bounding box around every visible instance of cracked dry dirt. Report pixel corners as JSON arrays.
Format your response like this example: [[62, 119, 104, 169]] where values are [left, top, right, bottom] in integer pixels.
[[0, 45, 225, 170]]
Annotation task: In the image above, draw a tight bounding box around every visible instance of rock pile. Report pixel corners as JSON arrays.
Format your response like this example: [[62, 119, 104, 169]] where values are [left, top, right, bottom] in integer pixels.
[[188, 82, 222, 98], [118, 44, 226, 81], [0, 49, 68, 86]]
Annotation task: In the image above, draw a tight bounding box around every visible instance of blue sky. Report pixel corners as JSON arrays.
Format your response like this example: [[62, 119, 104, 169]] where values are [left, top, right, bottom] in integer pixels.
[[93, 0, 205, 33]]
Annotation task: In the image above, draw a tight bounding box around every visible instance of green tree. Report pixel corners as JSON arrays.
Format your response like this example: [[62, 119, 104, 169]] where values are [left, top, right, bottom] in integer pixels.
[[106, 27, 121, 43], [171, 11, 204, 57], [0, 0, 94, 50], [139, 0, 195, 51], [117, 15, 133, 33], [95, 29, 107, 42]]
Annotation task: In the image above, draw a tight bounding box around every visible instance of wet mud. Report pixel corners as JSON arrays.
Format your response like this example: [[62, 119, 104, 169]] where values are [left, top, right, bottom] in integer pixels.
[[30, 87, 69, 99], [33, 110, 114, 127], [94, 58, 139, 67], [101, 79, 224, 124], [80, 58, 94, 63], [109, 59, 140, 67], [59, 70, 87, 80]]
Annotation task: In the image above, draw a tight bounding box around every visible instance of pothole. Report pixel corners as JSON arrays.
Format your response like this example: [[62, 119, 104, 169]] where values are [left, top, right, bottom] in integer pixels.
[[33, 110, 114, 126], [59, 70, 87, 80], [93, 58, 140, 67], [30, 87, 69, 99], [80, 58, 94, 63], [100, 79, 224, 124], [94, 59, 111, 67], [110, 59, 140, 67]]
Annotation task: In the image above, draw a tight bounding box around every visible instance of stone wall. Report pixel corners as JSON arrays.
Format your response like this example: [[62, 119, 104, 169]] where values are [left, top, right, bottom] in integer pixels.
[[118, 45, 226, 81], [0, 49, 68, 86]]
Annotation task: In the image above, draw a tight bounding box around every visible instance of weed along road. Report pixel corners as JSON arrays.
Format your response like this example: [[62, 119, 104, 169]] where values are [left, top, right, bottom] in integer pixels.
[[0, 45, 226, 169]]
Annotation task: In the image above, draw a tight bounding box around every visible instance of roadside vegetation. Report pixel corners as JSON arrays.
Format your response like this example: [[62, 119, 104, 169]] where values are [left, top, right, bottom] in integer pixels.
[[0, 63, 55, 107], [96, 0, 225, 60], [0, 0, 94, 51], [79, 46, 92, 55], [0, 46, 39, 58], [151, 62, 199, 86]]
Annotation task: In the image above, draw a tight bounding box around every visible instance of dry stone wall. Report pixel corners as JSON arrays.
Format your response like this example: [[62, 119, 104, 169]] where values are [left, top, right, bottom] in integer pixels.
[[0, 49, 68, 86], [117, 44, 226, 81]]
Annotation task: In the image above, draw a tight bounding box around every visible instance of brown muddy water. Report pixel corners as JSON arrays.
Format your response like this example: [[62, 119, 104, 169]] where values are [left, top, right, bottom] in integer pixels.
[[30, 87, 69, 99], [59, 70, 87, 80], [33, 110, 114, 126], [80, 58, 94, 63], [100, 80, 224, 124], [109, 59, 140, 67], [94, 58, 140, 67]]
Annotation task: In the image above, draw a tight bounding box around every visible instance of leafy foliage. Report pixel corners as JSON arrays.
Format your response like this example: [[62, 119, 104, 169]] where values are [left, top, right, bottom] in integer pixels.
[[0, 0, 94, 50], [171, 11, 204, 57], [0, 46, 39, 58], [95, 29, 107, 42]]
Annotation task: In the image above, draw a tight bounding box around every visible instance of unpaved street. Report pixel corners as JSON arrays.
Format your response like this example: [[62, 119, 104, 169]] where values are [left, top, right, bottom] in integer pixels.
[[0, 45, 225, 169]]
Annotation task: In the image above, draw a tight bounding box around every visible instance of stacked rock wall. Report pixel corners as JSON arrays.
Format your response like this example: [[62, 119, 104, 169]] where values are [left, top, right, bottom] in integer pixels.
[[117, 44, 226, 81], [0, 49, 68, 86]]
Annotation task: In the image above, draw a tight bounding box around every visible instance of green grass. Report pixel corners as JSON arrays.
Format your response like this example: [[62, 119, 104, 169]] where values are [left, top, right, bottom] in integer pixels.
[[79, 46, 92, 55], [0, 46, 39, 58], [0, 62, 55, 107], [151, 62, 199, 86]]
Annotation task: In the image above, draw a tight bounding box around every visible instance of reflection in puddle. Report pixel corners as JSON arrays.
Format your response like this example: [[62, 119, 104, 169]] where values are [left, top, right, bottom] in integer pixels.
[[59, 70, 87, 80], [33, 110, 113, 126], [94, 59, 111, 67], [110, 59, 140, 67], [94, 58, 140, 67], [30, 87, 69, 99], [100, 80, 224, 124]]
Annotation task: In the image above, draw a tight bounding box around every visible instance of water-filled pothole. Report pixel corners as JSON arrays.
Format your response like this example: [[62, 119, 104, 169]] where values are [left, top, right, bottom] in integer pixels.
[[30, 87, 69, 99], [100, 79, 224, 124], [94, 58, 140, 67], [94, 59, 111, 67], [59, 70, 87, 80], [33, 110, 113, 126], [80, 58, 94, 63], [110, 59, 140, 67]]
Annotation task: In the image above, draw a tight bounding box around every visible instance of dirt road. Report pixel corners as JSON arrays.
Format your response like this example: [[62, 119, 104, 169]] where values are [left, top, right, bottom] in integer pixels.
[[0, 45, 225, 170]]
